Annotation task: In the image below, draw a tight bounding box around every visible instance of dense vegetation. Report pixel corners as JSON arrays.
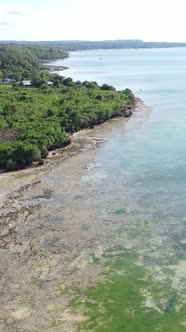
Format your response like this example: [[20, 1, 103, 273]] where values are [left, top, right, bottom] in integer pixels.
[[0, 43, 134, 170], [0, 81, 134, 170], [0, 43, 68, 80], [3, 40, 186, 51], [44, 40, 186, 51]]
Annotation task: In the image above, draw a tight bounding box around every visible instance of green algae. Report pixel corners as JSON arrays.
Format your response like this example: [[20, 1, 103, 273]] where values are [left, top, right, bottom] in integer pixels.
[[76, 248, 186, 332], [112, 208, 127, 215]]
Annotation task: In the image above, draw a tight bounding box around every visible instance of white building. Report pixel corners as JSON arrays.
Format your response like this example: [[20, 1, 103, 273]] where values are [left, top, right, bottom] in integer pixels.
[[21, 80, 32, 87]]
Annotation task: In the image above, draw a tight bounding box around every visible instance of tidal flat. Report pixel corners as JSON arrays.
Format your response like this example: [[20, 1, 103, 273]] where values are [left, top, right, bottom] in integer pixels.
[[0, 101, 186, 332]]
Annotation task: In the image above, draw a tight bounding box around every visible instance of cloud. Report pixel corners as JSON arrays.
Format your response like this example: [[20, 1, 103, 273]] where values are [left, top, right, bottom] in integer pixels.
[[0, 21, 12, 26], [6, 9, 24, 17], [0, 6, 26, 29]]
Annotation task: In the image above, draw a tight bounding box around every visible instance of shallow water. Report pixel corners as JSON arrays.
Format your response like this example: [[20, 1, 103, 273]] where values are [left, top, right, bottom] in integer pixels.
[[2, 49, 186, 332], [48, 49, 186, 330], [51, 48, 186, 230], [1, 49, 186, 332]]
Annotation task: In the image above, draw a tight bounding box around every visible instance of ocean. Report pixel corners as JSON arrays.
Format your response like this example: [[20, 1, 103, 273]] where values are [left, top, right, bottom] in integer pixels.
[[51, 48, 186, 222], [48, 48, 186, 330]]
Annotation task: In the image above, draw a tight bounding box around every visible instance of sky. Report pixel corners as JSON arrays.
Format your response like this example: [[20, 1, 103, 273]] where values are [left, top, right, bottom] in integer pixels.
[[0, 0, 186, 42]]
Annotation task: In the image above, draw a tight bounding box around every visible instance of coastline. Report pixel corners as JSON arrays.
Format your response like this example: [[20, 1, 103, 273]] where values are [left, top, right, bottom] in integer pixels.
[[0, 99, 151, 331], [44, 64, 69, 72], [2, 44, 186, 332], [0, 98, 141, 191], [0, 98, 149, 203], [1, 97, 136, 172], [1, 47, 186, 331]]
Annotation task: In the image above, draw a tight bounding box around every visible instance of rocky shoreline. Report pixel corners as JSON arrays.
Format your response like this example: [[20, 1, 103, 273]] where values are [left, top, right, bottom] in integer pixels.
[[44, 64, 69, 72], [1, 99, 136, 172], [0, 100, 152, 331]]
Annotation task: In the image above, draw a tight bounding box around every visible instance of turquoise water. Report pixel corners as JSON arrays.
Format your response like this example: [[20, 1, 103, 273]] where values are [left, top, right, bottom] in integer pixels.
[[50, 48, 186, 329], [52, 49, 186, 219]]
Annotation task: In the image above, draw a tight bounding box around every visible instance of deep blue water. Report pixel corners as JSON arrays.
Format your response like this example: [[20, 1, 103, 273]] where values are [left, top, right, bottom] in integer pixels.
[[50, 48, 186, 225]]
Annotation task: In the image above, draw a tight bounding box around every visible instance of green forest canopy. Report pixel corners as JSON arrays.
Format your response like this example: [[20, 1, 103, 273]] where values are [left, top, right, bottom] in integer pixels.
[[2, 40, 186, 51], [0, 43, 68, 80], [0, 43, 134, 170]]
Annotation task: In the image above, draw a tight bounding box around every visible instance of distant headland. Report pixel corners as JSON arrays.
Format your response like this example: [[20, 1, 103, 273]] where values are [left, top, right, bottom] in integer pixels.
[[1, 39, 186, 51]]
